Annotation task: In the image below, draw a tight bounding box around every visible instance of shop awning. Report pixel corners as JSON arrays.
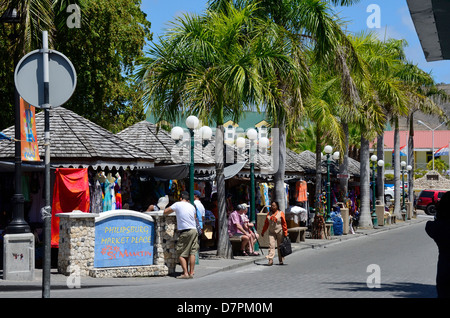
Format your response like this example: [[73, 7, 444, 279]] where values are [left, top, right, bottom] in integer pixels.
[[407, 0, 450, 61], [141, 164, 189, 180], [0, 107, 155, 171]]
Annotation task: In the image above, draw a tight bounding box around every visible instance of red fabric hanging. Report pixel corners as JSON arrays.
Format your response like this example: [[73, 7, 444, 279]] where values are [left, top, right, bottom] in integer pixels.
[[51, 168, 90, 248]]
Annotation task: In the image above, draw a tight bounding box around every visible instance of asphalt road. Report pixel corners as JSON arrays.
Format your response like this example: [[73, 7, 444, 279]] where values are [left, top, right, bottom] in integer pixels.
[[1, 216, 438, 301]]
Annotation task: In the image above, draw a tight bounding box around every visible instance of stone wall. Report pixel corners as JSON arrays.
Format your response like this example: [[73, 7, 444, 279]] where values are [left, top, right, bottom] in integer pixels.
[[57, 211, 178, 277], [58, 212, 96, 277]]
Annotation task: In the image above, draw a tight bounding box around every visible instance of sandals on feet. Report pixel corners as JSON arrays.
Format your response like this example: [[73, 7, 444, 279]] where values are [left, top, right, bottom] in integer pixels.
[[239, 250, 249, 256]]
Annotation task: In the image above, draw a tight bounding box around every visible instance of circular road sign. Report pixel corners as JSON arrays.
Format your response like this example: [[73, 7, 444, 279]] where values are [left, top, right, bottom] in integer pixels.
[[14, 49, 77, 108]]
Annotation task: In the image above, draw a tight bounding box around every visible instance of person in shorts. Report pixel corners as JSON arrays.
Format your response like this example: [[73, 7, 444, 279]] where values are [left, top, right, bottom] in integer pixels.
[[164, 191, 199, 279]]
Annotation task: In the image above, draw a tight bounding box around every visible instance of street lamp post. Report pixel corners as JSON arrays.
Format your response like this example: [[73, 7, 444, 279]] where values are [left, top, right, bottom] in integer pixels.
[[171, 116, 211, 204], [401, 160, 407, 217], [370, 156, 384, 227], [324, 146, 339, 222], [1, 8, 30, 234], [418, 120, 446, 171], [186, 116, 199, 204], [247, 129, 257, 225], [406, 164, 412, 218], [237, 129, 269, 224], [370, 155, 378, 227]]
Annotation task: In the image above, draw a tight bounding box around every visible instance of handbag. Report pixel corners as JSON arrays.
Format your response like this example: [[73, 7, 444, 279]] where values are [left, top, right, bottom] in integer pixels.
[[279, 236, 292, 257]]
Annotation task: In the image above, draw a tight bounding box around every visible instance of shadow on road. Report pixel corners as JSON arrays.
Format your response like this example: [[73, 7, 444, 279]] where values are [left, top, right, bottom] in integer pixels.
[[326, 281, 437, 298]]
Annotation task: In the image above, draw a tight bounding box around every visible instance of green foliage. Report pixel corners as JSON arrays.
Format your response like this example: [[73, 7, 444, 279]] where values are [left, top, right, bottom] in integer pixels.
[[427, 158, 448, 173], [0, 0, 151, 132], [56, 0, 151, 132]]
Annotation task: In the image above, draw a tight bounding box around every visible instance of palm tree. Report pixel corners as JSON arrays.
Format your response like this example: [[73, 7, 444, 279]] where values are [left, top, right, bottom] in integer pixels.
[[347, 33, 406, 225], [302, 65, 345, 210], [399, 67, 448, 203], [136, 3, 304, 258], [208, 0, 363, 213]]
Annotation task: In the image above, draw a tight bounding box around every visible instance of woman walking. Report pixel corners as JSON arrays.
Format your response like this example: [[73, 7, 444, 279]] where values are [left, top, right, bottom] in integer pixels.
[[261, 201, 288, 265]]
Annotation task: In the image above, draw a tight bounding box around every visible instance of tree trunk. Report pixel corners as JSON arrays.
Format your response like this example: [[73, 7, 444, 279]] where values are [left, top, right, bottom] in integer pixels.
[[376, 133, 385, 203], [359, 136, 372, 228], [215, 125, 232, 258], [339, 122, 349, 200], [314, 129, 323, 212], [393, 118, 402, 218], [273, 121, 287, 212]]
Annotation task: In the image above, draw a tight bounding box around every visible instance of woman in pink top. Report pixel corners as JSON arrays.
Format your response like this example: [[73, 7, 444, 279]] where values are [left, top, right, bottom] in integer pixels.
[[228, 204, 252, 256]]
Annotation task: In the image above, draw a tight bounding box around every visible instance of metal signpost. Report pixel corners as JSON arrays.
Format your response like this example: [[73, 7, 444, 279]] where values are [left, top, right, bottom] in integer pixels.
[[14, 31, 76, 298]]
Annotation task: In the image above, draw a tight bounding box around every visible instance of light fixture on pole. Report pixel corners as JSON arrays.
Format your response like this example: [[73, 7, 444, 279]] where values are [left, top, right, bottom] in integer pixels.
[[401, 160, 407, 218], [418, 120, 446, 171], [186, 116, 199, 204], [323, 145, 333, 222], [247, 128, 258, 225], [406, 164, 412, 218], [171, 116, 205, 204], [370, 155, 378, 227]]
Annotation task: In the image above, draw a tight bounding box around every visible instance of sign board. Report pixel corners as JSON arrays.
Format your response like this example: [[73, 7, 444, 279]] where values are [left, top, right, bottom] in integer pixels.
[[14, 49, 76, 108], [337, 174, 349, 179], [94, 211, 155, 268]]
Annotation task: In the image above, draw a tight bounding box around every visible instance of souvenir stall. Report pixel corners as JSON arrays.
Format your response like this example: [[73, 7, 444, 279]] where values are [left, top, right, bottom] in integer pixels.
[[117, 120, 217, 248], [0, 107, 155, 267]]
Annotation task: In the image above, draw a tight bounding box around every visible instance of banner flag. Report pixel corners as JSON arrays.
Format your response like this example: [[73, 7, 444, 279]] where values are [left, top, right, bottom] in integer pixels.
[[393, 145, 407, 156], [20, 98, 40, 161], [434, 145, 449, 157]]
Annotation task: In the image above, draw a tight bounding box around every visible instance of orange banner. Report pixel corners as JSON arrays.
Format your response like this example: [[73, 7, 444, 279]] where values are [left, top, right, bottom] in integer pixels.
[[20, 98, 40, 161]]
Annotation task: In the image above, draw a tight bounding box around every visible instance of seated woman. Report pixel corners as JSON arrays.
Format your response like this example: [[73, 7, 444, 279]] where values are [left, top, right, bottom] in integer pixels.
[[240, 204, 260, 256], [227, 204, 253, 256]]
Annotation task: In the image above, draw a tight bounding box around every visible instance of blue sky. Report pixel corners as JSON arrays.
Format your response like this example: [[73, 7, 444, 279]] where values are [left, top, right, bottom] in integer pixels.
[[141, 0, 450, 84]]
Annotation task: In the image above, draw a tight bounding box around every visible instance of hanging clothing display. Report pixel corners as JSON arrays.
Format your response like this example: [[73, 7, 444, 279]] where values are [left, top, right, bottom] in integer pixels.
[[90, 179, 103, 213], [102, 175, 116, 212], [296, 180, 308, 202], [51, 168, 90, 248], [115, 173, 122, 209], [259, 183, 270, 212]]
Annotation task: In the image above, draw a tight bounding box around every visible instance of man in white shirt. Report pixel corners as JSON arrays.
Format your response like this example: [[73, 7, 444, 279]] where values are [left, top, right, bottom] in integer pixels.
[[194, 190, 205, 229], [164, 191, 198, 279]]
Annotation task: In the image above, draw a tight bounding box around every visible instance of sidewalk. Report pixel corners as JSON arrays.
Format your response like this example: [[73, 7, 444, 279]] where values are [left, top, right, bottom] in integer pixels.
[[0, 216, 428, 287]]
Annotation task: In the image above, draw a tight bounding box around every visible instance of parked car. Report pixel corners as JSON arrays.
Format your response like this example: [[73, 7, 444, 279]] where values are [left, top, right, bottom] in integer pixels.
[[415, 189, 449, 215], [384, 186, 394, 204], [384, 184, 409, 205]]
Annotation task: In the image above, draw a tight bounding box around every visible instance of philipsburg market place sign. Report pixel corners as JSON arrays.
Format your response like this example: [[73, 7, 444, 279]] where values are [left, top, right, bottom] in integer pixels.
[[94, 211, 155, 268]]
